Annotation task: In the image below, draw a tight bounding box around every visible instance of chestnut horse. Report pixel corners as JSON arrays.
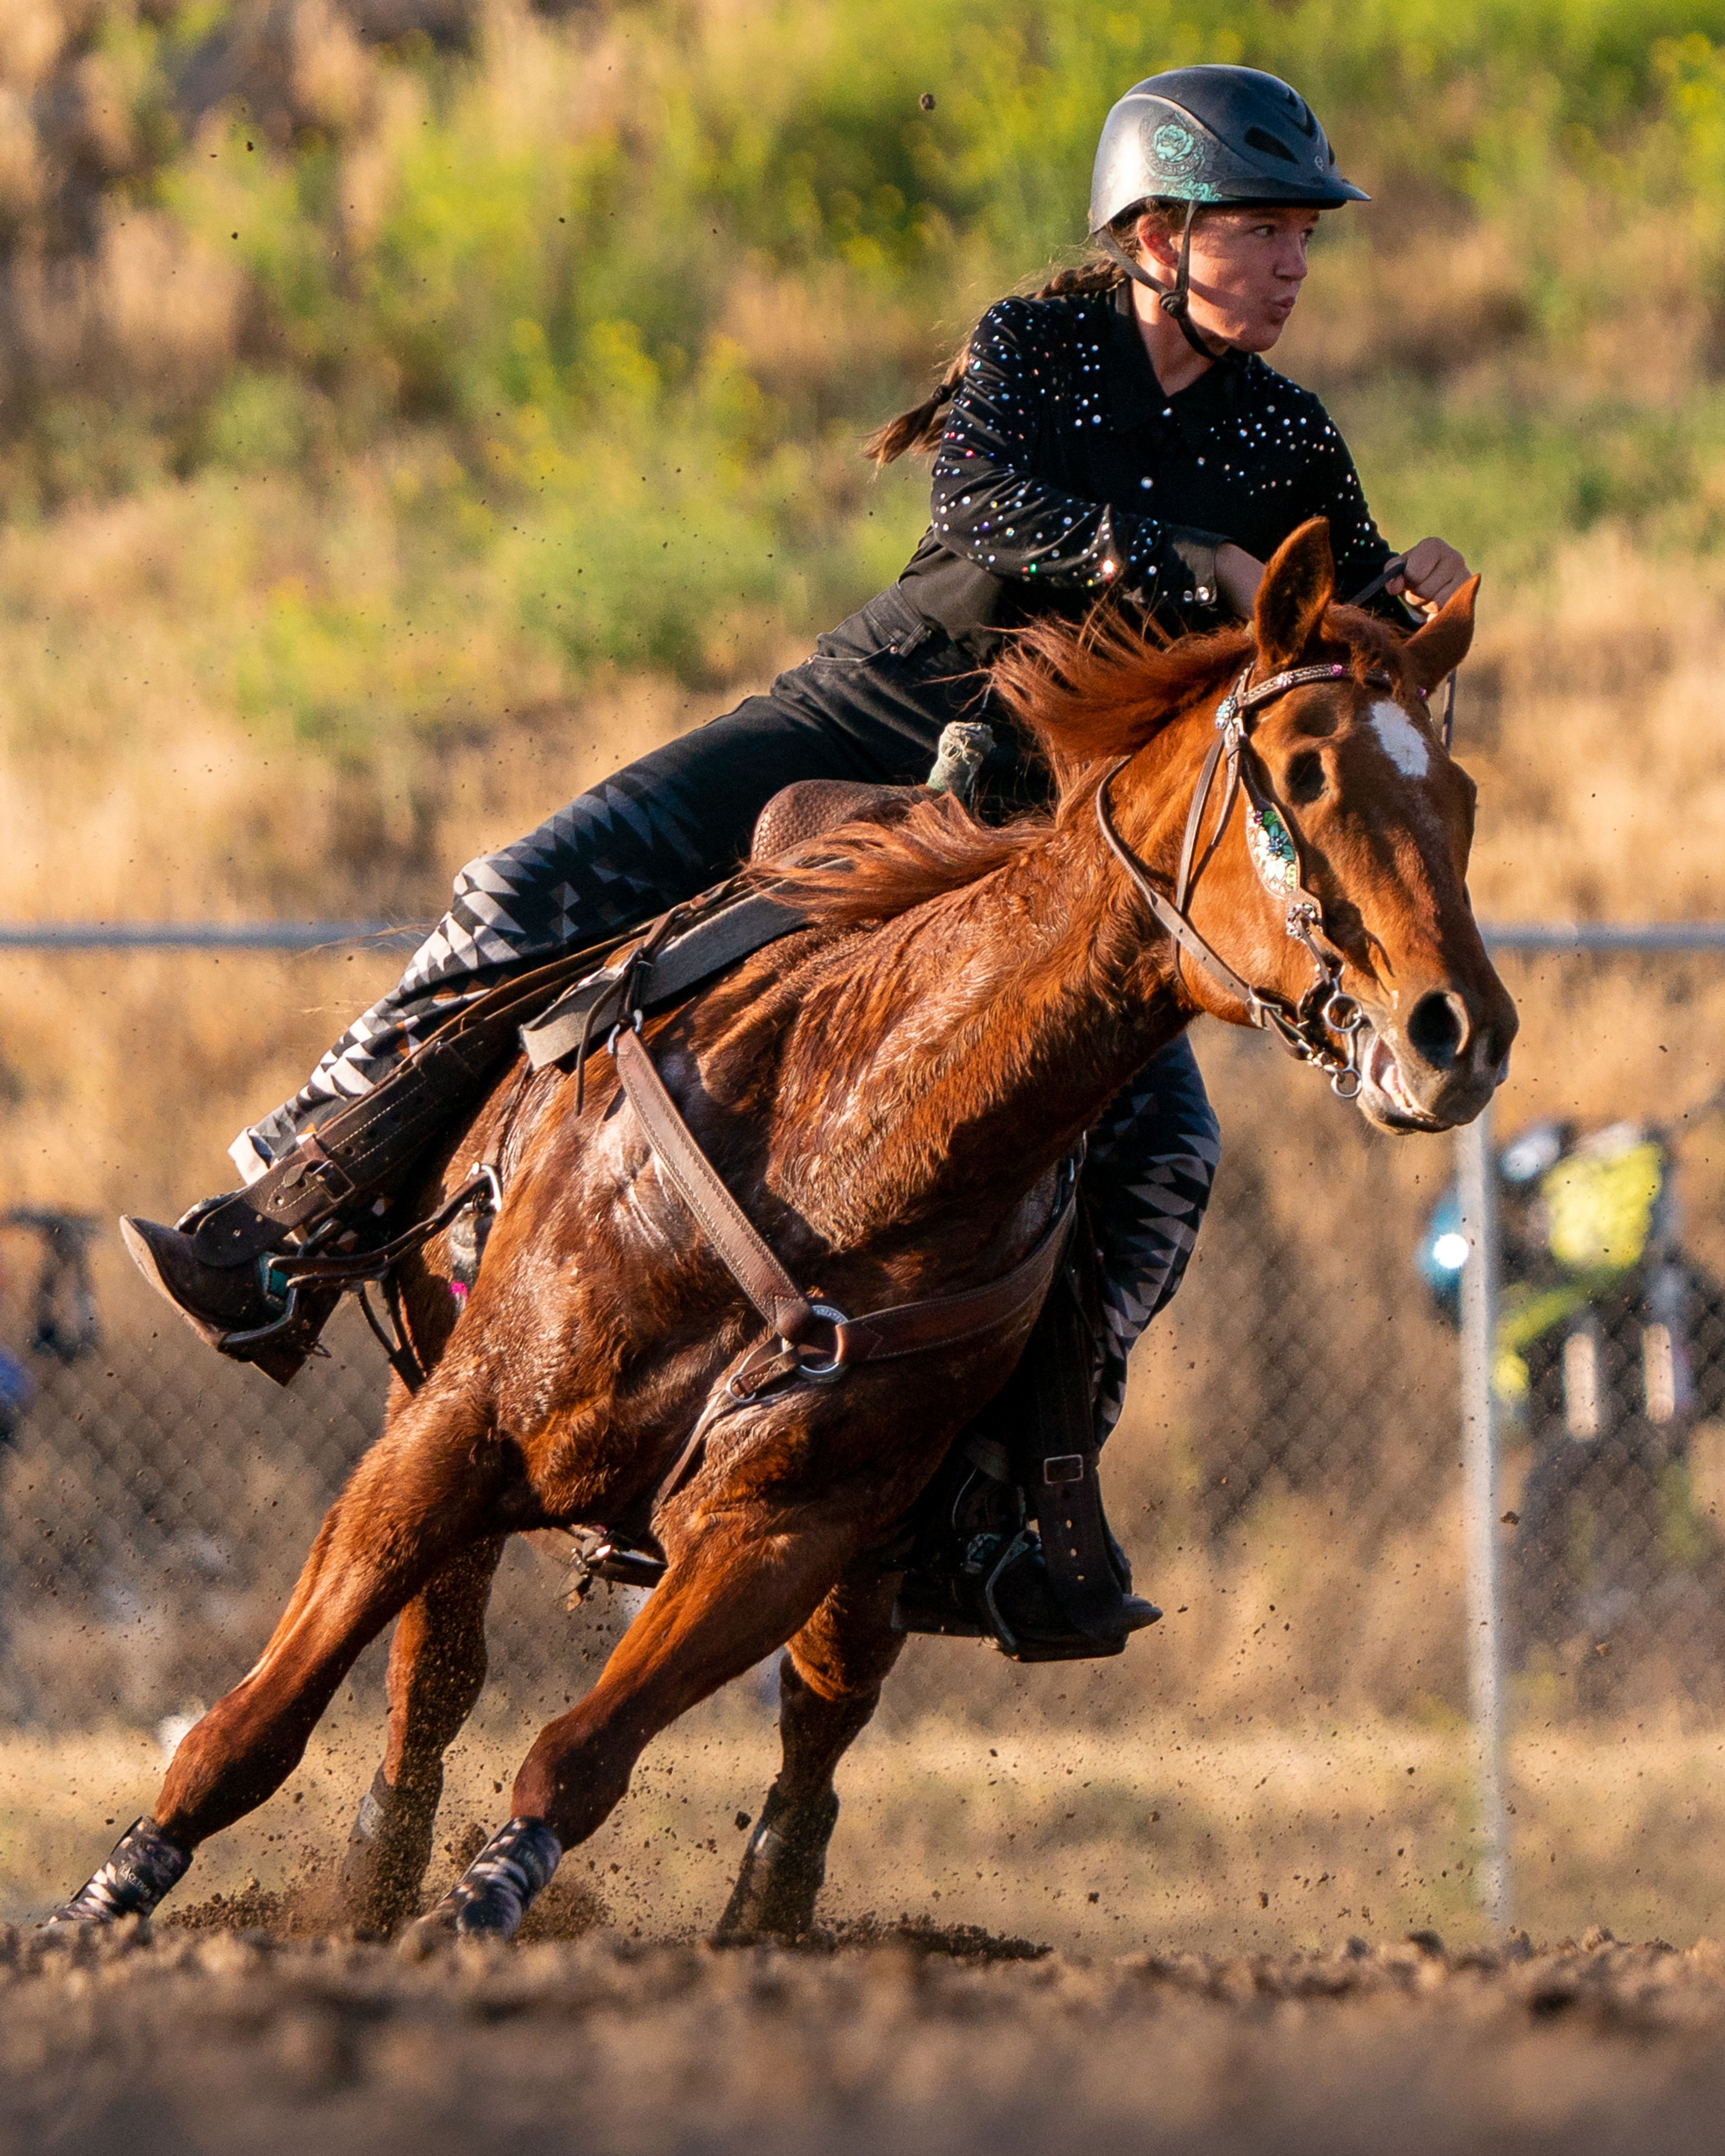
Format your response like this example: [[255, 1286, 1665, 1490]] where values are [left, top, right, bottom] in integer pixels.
[[52, 520, 1515, 1944]]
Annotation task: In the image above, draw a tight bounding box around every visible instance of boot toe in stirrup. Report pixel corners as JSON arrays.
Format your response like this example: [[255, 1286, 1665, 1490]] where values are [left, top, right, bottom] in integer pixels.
[[120, 1213, 331, 1389], [986, 1544, 1162, 1663], [119, 1216, 282, 1344]]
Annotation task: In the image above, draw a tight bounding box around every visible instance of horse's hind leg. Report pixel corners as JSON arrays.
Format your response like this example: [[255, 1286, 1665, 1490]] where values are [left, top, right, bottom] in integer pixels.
[[339, 1535, 506, 1938], [714, 1567, 904, 1943], [405, 1509, 854, 1947]]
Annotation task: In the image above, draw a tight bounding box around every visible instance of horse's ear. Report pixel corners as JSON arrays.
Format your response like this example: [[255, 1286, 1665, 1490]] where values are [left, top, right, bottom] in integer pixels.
[[1252, 517, 1335, 671], [1402, 574, 1480, 692]]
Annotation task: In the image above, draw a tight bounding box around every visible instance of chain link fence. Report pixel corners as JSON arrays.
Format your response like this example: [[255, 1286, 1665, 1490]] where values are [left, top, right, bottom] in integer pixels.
[[3, 937, 1725, 1924]]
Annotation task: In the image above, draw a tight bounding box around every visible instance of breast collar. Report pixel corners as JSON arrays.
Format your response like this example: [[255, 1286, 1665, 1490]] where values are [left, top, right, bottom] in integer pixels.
[[1095, 658, 1398, 1098]]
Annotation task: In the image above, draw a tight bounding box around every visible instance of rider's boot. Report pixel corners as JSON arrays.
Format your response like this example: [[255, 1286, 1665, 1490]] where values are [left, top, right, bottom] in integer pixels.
[[121, 1176, 354, 1386], [889, 1437, 1160, 1661], [120, 971, 540, 1383], [889, 1274, 1162, 1662]]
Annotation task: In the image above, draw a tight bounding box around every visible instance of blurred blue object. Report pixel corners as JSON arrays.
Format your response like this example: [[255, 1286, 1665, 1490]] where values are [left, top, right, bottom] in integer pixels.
[[1420, 1188, 1470, 1319], [0, 1339, 35, 1443]]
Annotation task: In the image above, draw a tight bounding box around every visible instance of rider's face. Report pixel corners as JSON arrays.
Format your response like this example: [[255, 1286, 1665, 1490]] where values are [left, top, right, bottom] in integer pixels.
[[1138, 206, 1320, 352]]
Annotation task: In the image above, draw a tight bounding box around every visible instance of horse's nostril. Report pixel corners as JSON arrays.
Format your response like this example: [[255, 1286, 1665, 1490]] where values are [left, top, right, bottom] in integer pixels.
[[1406, 990, 1468, 1072]]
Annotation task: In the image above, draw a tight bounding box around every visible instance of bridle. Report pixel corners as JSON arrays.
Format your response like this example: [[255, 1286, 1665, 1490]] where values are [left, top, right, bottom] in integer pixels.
[[1095, 657, 1413, 1100]]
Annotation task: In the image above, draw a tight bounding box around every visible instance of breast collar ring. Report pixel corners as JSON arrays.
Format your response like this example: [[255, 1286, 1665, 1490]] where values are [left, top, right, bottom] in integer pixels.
[[1096, 659, 1399, 1099]]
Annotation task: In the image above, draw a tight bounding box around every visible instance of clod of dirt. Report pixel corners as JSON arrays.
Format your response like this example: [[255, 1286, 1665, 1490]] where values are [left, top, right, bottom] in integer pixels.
[[829, 1914, 1048, 1962], [515, 1873, 608, 1944], [444, 1823, 487, 1870], [168, 1885, 284, 1934], [166, 1862, 350, 1938]]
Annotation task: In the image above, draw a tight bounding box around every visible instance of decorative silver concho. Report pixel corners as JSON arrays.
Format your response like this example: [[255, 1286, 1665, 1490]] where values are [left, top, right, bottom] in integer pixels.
[[1247, 805, 1299, 896]]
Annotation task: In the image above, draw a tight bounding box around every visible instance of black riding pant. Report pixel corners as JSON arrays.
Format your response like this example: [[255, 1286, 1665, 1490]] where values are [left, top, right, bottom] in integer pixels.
[[239, 586, 1221, 1442]]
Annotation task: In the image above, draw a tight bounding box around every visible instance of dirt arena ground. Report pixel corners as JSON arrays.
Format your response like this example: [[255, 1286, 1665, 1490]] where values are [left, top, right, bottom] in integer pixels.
[[10, 1703, 1725, 2153], [8, 1918, 1725, 2155]]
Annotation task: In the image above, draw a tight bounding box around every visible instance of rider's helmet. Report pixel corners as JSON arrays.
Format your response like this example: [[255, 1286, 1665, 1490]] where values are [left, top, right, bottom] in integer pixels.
[[1089, 65, 1367, 353]]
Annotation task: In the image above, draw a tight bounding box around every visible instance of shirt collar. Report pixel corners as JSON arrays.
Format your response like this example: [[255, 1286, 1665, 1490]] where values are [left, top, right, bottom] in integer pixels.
[[1103, 279, 1244, 433]]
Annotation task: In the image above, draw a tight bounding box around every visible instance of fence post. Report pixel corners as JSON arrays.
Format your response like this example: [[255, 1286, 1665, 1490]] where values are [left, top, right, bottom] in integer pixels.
[[1457, 1102, 1512, 1930]]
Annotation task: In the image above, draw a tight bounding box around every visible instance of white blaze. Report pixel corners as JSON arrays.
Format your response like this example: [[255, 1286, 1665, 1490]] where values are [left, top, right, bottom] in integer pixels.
[[1369, 698, 1430, 778]]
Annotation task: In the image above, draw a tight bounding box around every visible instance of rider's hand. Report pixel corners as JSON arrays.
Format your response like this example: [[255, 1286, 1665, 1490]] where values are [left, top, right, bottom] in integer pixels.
[[1215, 542, 1265, 618], [1388, 536, 1471, 614]]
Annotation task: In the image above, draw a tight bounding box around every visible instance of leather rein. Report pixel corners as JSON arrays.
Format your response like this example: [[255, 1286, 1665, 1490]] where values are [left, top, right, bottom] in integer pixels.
[[1095, 657, 1412, 1101]]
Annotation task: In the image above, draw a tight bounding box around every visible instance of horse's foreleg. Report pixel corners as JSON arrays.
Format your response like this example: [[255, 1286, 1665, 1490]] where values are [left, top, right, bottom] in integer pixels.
[[404, 1506, 854, 1947], [338, 1535, 506, 1938], [50, 1390, 496, 1925], [714, 1566, 904, 1943]]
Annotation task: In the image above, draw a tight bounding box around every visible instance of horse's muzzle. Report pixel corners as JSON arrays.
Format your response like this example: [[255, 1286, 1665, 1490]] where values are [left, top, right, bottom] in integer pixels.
[[1353, 998, 1514, 1133]]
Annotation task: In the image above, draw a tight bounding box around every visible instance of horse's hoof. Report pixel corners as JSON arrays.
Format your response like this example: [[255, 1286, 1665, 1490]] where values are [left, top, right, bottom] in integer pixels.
[[712, 1784, 838, 1944], [341, 1766, 441, 1941], [398, 1816, 561, 1956], [396, 1909, 457, 1961], [47, 1816, 191, 1926]]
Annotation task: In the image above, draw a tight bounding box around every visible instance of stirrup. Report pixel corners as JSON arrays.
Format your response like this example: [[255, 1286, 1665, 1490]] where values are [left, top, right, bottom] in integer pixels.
[[120, 1213, 336, 1388], [220, 1269, 341, 1384], [890, 1524, 1161, 1663]]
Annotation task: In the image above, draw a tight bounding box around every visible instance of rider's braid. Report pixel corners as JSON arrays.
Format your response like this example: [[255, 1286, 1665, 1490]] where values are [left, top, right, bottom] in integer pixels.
[[864, 203, 1185, 466]]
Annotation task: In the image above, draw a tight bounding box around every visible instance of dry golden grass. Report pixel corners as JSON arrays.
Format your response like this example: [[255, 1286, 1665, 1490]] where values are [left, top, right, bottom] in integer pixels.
[[1460, 530, 1725, 924]]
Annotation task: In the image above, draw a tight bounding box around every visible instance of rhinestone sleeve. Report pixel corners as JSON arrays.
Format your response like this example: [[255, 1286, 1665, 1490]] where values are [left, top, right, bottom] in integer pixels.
[[1283, 391, 1400, 604], [929, 299, 1193, 608]]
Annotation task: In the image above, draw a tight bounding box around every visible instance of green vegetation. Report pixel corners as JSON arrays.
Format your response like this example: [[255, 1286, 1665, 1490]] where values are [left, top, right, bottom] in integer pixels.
[[9, 0, 1725, 753]]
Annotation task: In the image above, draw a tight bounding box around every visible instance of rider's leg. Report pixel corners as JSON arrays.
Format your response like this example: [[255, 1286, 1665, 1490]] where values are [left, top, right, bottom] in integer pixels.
[[1081, 1030, 1222, 1451], [123, 588, 986, 1364], [893, 1033, 1221, 1653], [240, 592, 979, 1176]]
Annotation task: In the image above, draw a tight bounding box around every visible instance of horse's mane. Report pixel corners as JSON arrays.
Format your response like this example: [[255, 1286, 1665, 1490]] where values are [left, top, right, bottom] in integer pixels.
[[756, 609, 1252, 928]]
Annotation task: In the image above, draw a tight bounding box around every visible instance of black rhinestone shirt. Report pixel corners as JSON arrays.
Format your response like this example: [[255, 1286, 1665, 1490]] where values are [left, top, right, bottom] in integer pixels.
[[897, 281, 1402, 654]]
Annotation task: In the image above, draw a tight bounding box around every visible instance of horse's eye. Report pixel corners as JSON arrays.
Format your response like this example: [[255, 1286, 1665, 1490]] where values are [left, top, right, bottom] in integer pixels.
[[1285, 749, 1326, 805]]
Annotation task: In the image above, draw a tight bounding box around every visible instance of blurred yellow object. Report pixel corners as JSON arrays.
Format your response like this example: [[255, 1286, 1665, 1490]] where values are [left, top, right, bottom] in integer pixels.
[[1541, 1138, 1663, 1275]]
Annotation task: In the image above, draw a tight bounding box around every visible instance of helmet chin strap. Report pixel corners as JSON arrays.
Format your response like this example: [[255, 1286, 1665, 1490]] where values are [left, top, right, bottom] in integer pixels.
[[1095, 201, 1225, 362]]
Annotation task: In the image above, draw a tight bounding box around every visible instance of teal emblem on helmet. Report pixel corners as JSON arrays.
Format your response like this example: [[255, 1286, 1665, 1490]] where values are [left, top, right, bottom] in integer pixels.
[[1148, 118, 1202, 177]]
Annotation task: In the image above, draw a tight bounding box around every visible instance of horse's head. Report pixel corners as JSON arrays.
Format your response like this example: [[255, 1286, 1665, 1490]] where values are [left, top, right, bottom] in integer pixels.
[[1107, 518, 1517, 1131]]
